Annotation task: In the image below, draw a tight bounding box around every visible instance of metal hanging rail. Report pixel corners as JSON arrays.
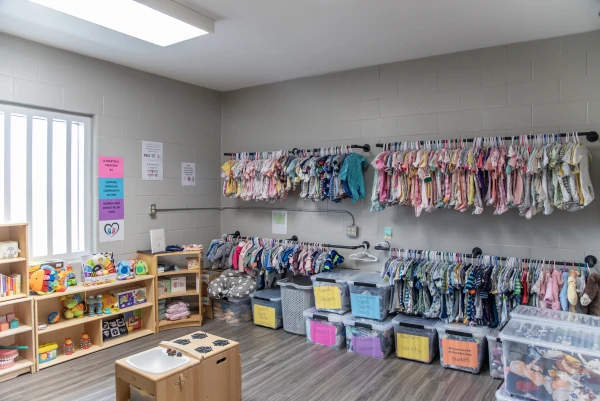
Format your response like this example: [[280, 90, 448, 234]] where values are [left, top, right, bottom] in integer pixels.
[[321, 241, 370, 250], [149, 205, 356, 225], [375, 131, 598, 148], [223, 143, 371, 156]]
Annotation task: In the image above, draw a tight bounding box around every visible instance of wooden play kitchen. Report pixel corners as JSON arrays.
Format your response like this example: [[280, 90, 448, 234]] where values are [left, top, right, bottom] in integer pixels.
[[115, 330, 241, 401]]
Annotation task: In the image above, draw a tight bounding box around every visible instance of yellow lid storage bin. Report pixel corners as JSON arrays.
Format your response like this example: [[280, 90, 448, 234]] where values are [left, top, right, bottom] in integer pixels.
[[38, 342, 58, 364]]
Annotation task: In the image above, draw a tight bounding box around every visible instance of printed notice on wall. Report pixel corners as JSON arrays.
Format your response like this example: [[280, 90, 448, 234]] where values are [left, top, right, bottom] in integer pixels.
[[142, 141, 163, 180], [441, 339, 479, 369], [181, 162, 195, 186], [314, 286, 342, 309], [98, 156, 124, 242], [272, 211, 287, 235], [396, 333, 430, 362]]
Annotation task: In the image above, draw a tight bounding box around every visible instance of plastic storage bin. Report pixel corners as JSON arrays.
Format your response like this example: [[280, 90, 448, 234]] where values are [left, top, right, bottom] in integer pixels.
[[303, 308, 349, 349], [311, 270, 359, 314], [511, 304, 600, 327], [392, 315, 440, 364], [250, 287, 283, 329], [487, 329, 503, 379], [496, 383, 528, 401], [347, 272, 392, 321], [343, 315, 394, 359], [500, 317, 600, 401], [436, 323, 489, 374], [213, 297, 252, 324], [279, 276, 315, 335]]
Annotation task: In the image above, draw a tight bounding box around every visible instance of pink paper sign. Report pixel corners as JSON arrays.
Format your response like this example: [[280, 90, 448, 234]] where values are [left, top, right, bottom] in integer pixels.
[[310, 320, 336, 347], [353, 336, 383, 358], [98, 156, 124, 178], [99, 199, 124, 220]]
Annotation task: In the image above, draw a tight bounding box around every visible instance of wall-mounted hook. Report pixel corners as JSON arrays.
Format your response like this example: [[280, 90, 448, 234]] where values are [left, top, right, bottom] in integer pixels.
[[472, 247, 483, 256], [585, 255, 597, 267]]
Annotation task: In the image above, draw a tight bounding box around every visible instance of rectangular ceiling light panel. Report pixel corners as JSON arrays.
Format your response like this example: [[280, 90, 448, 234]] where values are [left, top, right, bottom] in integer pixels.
[[30, 0, 213, 46]]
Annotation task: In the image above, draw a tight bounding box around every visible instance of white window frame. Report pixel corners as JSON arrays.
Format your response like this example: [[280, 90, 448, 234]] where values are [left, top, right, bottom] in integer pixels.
[[0, 103, 92, 263]]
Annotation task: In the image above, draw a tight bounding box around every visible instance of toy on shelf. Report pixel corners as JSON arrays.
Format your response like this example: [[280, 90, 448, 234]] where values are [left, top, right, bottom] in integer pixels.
[[96, 294, 103, 315], [48, 312, 60, 324], [0, 241, 19, 259], [81, 253, 117, 286], [81, 333, 91, 350], [28, 265, 60, 295], [87, 296, 96, 317], [62, 294, 86, 319], [65, 265, 77, 287], [0, 313, 18, 330], [113, 290, 134, 309], [38, 342, 58, 364], [101, 293, 117, 309], [63, 338, 75, 355], [103, 308, 111, 314], [9, 319, 18, 329], [134, 260, 148, 276], [38, 324, 47, 330], [116, 259, 136, 281], [0, 322, 8, 331], [133, 288, 146, 305], [182, 244, 202, 252], [0, 348, 18, 369]]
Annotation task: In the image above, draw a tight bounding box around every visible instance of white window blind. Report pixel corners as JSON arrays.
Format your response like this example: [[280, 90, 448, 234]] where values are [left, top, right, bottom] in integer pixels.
[[0, 103, 91, 261]]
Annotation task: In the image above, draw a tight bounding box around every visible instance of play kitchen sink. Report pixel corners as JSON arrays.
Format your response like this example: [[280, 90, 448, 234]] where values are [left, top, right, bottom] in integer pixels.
[[115, 331, 241, 401]]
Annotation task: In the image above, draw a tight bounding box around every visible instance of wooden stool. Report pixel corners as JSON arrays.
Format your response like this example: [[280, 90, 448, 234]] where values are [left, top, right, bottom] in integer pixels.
[[115, 331, 241, 401]]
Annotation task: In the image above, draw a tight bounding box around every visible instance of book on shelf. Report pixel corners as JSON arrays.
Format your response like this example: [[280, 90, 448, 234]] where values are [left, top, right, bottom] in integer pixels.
[[0, 273, 21, 297]]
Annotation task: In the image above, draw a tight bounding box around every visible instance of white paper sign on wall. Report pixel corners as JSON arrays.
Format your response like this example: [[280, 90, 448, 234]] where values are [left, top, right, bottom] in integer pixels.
[[142, 141, 163, 180], [99, 220, 125, 242], [182, 162, 195, 186], [272, 211, 287, 235]]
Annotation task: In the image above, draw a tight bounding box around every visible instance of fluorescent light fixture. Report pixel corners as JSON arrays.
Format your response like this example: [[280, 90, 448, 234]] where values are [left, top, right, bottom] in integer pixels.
[[29, 0, 214, 46]]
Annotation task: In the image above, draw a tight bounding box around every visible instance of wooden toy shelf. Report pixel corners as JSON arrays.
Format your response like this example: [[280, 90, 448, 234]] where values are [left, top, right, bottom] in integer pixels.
[[33, 275, 156, 371], [136, 250, 203, 332], [0, 223, 35, 382]]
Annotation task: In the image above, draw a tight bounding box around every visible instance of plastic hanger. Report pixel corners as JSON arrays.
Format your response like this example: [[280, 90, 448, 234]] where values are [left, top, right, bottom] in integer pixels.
[[349, 244, 378, 262]]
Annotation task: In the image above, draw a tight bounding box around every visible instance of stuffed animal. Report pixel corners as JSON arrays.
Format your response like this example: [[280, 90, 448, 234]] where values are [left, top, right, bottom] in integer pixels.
[[65, 265, 77, 287], [135, 260, 148, 276], [581, 273, 600, 316], [116, 260, 135, 280], [28, 265, 60, 295], [62, 294, 86, 319]]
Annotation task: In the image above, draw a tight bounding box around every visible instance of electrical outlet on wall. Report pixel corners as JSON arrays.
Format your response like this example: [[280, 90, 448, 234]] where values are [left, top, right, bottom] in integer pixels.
[[347, 225, 358, 237]]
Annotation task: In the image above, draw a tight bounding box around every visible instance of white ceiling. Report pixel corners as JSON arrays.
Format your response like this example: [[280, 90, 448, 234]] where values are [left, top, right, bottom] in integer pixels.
[[1, 0, 599, 91]]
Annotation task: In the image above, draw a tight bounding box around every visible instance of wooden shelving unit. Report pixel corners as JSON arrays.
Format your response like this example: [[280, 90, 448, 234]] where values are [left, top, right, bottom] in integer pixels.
[[33, 275, 156, 371], [0, 223, 35, 382], [137, 250, 202, 332]]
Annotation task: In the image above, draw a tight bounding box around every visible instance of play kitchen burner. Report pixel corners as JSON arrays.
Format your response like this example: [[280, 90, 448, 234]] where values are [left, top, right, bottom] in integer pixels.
[[115, 331, 241, 401]]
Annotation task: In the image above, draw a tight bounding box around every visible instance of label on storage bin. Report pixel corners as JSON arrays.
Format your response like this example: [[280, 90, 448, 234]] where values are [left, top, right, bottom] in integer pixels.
[[310, 321, 336, 346], [396, 333, 430, 362], [354, 337, 383, 358], [350, 293, 380, 319], [254, 304, 276, 328], [314, 286, 342, 309], [441, 339, 478, 369]]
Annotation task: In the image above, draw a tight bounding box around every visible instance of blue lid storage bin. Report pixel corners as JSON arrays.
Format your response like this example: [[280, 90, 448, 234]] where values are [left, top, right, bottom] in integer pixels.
[[347, 272, 392, 321], [250, 287, 283, 329], [278, 276, 315, 335], [310, 270, 359, 314], [343, 315, 394, 359], [392, 314, 440, 364], [303, 308, 349, 349]]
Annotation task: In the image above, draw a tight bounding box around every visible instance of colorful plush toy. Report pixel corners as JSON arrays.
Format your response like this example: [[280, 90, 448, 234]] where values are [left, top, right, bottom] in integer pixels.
[[28, 265, 60, 295], [62, 294, 86, 319], [116, 260, 135, 280], [82, 253, 116, 285], [101, 293, 117, 310], [135, 260, 148, 276], [65, 265, 77, 287], [48, 312, 60, 324]]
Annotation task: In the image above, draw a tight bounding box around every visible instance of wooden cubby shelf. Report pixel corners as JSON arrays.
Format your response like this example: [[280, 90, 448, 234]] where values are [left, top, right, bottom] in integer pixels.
[[137, 250, 203, 332], [0, 223, 35, 383]]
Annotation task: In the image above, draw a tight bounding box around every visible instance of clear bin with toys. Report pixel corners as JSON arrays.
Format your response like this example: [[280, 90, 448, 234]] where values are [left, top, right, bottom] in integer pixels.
[[213, 297, 252, 324]]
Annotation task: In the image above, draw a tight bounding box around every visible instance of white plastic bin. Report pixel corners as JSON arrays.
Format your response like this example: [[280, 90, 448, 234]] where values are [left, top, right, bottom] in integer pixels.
[[303, 308, 349, 349], [213, 297, 252, 324], [250, 287, 283, 329], [436, 323, 489, 374], [347, 272, 392, 321], [392, 314, 440, 364], [279, 276, 315, 335], [496, 382, 528, 401], [511, 304, 600, 328], [500, 317, 600, 401], [311, 270, 359, 314], [343, 315, 394, 359], [487, 329, 503, 379]]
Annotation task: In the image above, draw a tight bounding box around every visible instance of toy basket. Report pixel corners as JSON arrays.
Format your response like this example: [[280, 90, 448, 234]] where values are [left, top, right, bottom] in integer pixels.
[[278, 276, 314, 335]]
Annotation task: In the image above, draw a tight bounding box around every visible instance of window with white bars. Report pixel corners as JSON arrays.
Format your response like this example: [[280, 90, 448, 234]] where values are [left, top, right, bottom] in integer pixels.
[[0, 103, 91, 261]]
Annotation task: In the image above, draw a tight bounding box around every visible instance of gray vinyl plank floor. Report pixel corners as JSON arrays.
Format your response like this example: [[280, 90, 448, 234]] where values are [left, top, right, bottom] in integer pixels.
[[1, 320, 499, 401]]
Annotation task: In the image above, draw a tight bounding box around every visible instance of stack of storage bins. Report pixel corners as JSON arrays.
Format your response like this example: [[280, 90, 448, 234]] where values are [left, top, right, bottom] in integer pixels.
[[310, 270, 358, 314], [303, 308, 349, 349], [347, 273, 392, 320], [496, 383, 527, 401], [250, 287, 283, 329], [279, 276, 315, 335], [392, 315, 440, 364], [487, 329, 504, 379], [500, 316, 600, 400], [436, 323, 489, 374], [343, 315, 395, 359]]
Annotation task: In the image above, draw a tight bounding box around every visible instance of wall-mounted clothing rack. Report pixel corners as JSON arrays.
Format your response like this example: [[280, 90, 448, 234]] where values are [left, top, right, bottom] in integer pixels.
[[321, 241, 370, 250], [149, 204, 356, 226], [375, 131, 598, 148], [224, 143, 371, 156]]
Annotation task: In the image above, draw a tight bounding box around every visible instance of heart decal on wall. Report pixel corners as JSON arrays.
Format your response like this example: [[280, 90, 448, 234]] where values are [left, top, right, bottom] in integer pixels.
[[104, 223, 120, 237]]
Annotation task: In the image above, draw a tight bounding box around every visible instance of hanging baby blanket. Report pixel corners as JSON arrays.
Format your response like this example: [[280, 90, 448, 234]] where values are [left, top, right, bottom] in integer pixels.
[[370, 133, 594, 218]]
